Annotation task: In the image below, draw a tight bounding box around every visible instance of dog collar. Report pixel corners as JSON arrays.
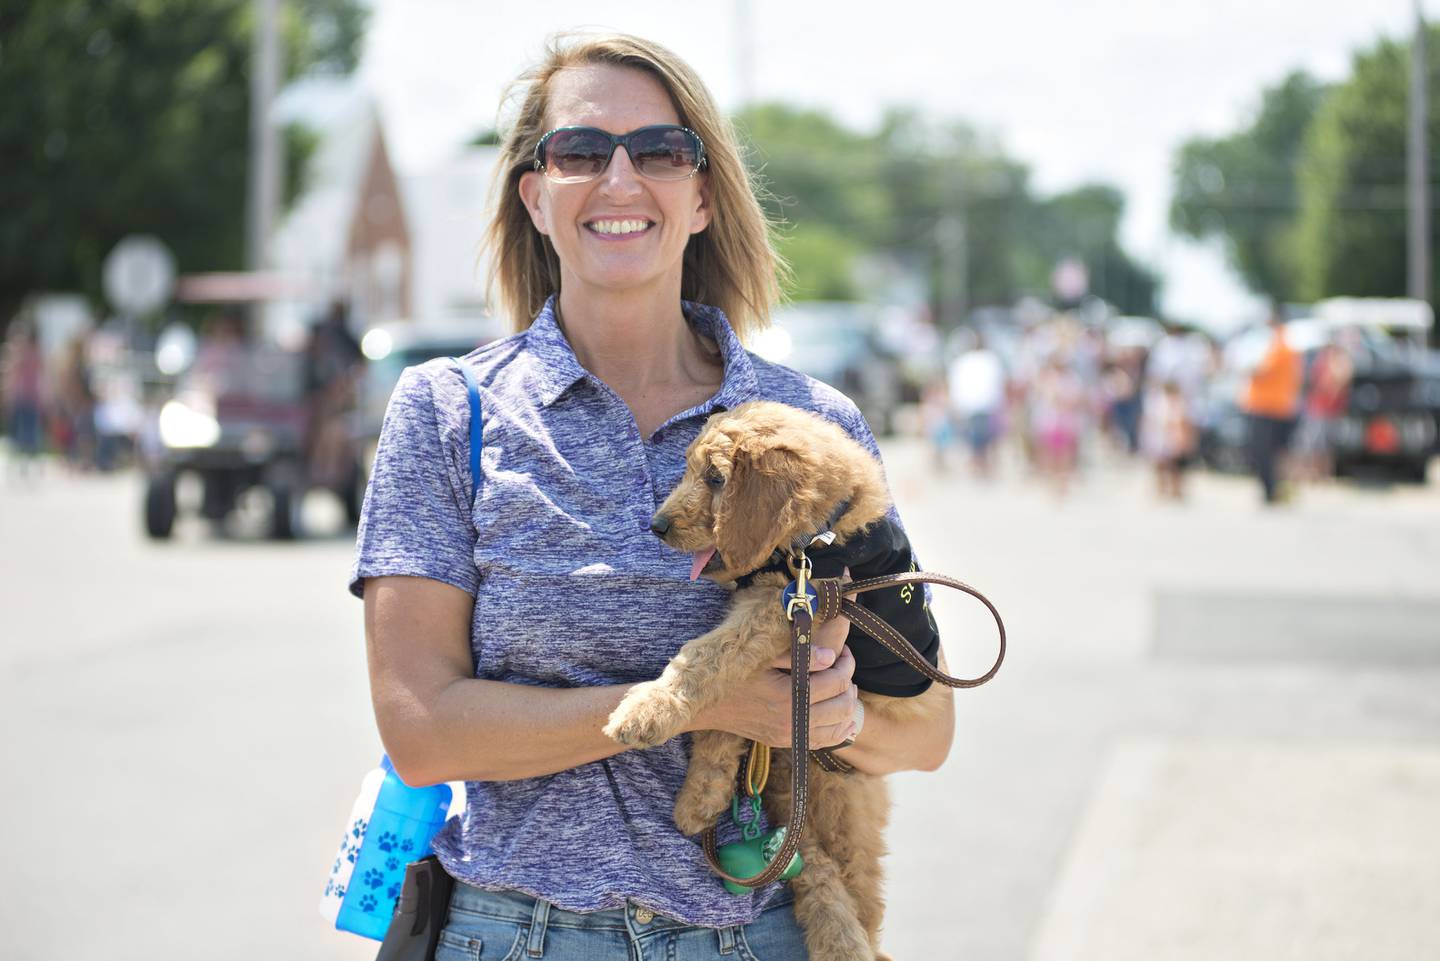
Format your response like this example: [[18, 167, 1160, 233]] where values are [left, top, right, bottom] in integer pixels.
[[734, 500, 850, 588]]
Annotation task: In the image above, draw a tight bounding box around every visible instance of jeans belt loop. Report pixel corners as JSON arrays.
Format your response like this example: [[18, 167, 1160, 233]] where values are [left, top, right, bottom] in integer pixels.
[[526, 897, 551, 958], [716, 923, 737, 955]]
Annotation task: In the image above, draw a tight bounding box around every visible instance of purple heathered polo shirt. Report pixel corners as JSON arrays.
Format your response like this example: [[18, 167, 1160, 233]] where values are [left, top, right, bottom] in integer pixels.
[[348, 297, 900, 927]]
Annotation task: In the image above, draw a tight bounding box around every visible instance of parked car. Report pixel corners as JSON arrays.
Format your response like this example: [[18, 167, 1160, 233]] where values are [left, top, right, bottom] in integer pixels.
[[355, 318, 501, 488], [1330, 337, 1438, 482], [751, 302, 903, 435], [1316, 298, 1438, 482], [1198, 314, 1437, 483]]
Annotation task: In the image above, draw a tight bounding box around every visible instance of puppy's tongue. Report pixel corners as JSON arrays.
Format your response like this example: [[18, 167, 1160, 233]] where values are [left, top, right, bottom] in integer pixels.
[[690, 547, 717, 581]]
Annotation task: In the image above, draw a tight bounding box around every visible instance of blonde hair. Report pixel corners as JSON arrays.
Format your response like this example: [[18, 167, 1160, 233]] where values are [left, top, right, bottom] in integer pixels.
[[484, 32, 785, 342]]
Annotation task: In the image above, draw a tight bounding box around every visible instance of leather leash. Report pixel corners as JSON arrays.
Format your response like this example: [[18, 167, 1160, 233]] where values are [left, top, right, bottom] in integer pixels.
[[700, 580, 816, 888], [700, 567, 1006, 888]]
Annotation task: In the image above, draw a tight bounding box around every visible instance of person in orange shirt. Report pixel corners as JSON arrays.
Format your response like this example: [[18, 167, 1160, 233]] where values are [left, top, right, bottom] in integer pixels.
[[1243, 304, 1303, 504]]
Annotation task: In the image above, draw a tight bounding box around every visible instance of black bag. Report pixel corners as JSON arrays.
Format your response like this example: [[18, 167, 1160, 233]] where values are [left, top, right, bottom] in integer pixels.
[[375, 856, 454, 961]]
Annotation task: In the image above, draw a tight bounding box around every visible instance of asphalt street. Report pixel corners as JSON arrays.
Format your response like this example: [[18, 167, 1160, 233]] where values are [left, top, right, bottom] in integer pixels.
[[2, 443, 1437, 960]]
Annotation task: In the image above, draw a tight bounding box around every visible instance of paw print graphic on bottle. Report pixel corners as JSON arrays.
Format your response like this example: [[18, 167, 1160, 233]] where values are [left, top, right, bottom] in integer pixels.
[[319, 756, 455, 941]]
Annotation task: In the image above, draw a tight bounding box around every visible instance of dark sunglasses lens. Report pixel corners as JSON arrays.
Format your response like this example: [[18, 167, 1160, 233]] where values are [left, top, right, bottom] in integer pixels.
[[629, 128, 701, 180], [545, 129, 612, 180]]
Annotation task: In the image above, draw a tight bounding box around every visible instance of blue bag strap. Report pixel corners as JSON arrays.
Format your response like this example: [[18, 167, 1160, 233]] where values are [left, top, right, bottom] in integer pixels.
[[451, 358, 482, 501]]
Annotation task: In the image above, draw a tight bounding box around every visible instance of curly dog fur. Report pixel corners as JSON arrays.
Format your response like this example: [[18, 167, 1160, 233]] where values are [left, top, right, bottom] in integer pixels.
[[604, 400, 950, 961]]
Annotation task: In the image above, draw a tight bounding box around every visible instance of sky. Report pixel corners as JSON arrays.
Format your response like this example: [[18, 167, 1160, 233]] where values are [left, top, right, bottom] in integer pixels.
[[355, 0, 1427, 330]]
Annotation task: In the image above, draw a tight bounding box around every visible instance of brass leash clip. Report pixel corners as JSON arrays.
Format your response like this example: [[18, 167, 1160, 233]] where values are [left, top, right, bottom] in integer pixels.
[[784, 550, 815, 623]]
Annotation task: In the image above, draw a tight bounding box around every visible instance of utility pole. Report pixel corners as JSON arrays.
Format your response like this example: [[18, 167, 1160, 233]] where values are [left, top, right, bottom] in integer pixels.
[[938, 212, 967, 330], [1408, 0, 1430, 307], [247, 0, 283, 273]]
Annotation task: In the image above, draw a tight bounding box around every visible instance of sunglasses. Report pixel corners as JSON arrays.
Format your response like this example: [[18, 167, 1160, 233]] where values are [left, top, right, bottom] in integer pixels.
[[533, 124, 707, 184]]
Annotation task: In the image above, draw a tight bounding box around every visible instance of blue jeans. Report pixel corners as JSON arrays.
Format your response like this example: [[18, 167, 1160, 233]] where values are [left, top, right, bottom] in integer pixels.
[[436, 882, 808, 961]]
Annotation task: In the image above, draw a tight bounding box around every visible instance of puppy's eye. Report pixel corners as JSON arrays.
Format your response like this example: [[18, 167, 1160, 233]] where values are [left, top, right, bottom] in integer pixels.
[[704, 468, 726, 489]]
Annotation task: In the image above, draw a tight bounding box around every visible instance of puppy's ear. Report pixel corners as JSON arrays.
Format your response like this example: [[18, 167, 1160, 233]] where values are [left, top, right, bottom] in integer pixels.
[[713, 444, 797, 576]]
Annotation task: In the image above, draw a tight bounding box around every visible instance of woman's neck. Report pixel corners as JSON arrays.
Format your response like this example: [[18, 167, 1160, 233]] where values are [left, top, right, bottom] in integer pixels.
[[554, 284, 718, 398]]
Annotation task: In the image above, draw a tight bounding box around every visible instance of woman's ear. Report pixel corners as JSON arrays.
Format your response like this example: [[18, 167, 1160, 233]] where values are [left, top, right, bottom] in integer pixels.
[[518, 170, 549, 235], [689, 173, 711, 235]]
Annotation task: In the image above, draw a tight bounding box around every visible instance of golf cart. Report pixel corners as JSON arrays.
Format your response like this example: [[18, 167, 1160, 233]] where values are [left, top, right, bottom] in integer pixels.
[[141, 273, 364, 539]]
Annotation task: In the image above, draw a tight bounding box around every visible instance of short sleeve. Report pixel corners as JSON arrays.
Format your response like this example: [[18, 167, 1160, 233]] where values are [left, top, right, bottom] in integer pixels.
[[836, 406, 908, 536], [348, 363, 479, 599], [833, 407, 940, 697]]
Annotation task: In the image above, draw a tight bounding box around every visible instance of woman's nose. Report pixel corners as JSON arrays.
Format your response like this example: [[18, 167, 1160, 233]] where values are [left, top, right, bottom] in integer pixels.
[[599, 147, 644, 198]]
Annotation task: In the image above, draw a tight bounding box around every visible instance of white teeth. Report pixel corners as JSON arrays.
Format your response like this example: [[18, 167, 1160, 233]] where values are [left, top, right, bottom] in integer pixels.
[[589, 219, 650, 235]]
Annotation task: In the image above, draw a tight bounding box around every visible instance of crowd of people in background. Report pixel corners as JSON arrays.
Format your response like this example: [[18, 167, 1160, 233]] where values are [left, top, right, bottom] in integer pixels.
[[0, 299, 366, 488], [1, 319, 102, 481], [923, 304, 1356, 505], [0, 299, 1370, 506]]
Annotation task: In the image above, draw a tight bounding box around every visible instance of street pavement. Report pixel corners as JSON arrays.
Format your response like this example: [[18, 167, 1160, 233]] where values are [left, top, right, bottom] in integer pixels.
[[2, 443, 1437, 960]]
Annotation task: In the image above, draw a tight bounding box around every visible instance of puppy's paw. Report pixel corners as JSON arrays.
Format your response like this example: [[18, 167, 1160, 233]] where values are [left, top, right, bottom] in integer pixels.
[[674, 782, 730, 836], [603, 681, 690, 748], [673, 801, 713, 838]]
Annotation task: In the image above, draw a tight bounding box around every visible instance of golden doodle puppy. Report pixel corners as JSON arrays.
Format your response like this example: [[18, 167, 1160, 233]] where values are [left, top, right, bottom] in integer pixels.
[[605, 400, 951, 961]]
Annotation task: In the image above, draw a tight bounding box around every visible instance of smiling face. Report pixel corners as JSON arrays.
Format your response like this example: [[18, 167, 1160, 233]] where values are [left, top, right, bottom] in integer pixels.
[[518, 63, 711, 303]]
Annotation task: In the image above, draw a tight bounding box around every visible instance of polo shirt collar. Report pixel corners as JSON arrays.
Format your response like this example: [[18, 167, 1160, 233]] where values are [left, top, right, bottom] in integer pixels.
[[526, 295, 761, 412], [525, 297, 588, 407], [682, 299, 761, 413]]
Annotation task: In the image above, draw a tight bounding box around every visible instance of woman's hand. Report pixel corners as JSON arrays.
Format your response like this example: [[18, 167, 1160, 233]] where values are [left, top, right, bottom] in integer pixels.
[[685, 607, 861, 750]]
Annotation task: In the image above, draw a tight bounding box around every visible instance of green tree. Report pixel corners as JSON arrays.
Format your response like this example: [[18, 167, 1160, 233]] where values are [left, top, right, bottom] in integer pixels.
[[737, 104, 891, 236], [1170, 70, 1328, 300], [774, 224, 864, 300], [737, 104, 1135, 314], [0, 0, 367, 323], [1019, 185, 1159, 315], [870, 110, 1033, 310], [1293, 29, 1440, 302]]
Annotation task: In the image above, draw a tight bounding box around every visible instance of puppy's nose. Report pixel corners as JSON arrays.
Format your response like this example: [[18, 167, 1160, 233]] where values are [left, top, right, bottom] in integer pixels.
[[649, 514, 672, 537]]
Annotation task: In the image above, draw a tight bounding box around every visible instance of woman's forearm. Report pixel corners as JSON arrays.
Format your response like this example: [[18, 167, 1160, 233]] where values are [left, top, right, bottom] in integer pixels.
[[388, 678, 640, 785], [834, 647, 957, 776], [366, 576, 647, 786], [831, 688, 954, 775]]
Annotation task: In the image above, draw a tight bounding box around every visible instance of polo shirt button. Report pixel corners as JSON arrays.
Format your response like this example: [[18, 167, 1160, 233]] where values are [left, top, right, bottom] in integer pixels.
[[634, 907, 655, 924]]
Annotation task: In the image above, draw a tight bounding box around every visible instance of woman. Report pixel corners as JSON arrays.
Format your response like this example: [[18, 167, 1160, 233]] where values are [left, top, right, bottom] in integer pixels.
[[351, 33, 953, 960]]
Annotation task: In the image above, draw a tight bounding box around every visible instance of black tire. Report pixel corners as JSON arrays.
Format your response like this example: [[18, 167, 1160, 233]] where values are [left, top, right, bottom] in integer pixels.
[[270, 485, 299, 540], [1398, 458, 1430, 485], [145, 474, 177, 540]]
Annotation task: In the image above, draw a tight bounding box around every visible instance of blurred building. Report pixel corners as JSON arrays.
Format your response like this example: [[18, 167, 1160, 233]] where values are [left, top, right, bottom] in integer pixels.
[[274, 79, 500, 333], [401, 147, 501, 326]]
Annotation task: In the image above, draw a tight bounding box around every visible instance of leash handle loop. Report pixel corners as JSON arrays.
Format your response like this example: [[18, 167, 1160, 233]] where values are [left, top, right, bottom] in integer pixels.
[[841, 572, 1006, 688]]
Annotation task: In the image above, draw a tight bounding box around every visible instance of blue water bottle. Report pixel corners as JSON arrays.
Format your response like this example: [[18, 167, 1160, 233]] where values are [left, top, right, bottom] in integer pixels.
[[319, 756, 455, 940]]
